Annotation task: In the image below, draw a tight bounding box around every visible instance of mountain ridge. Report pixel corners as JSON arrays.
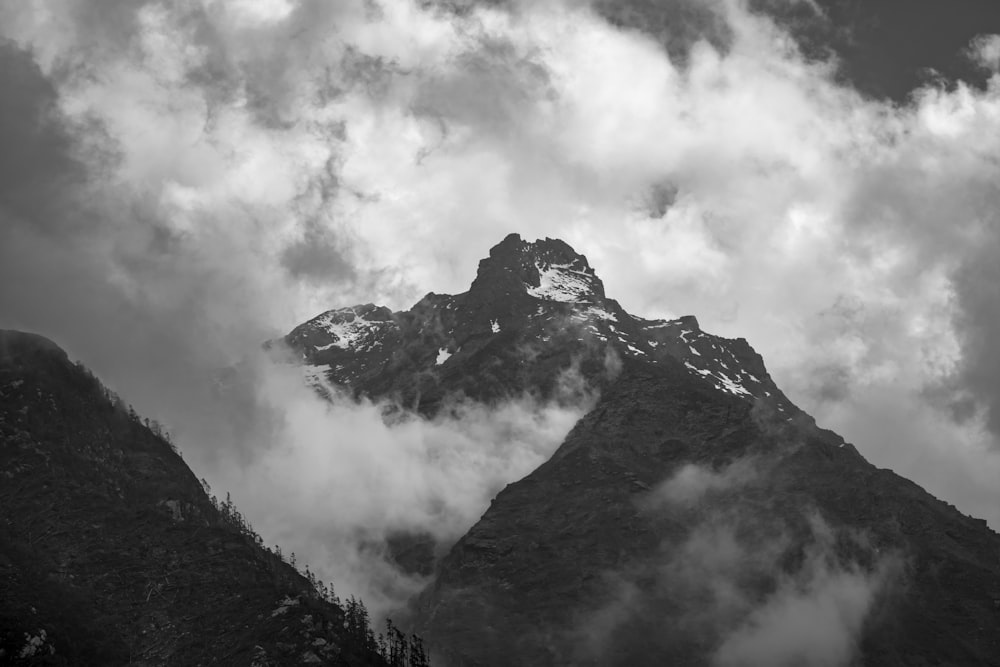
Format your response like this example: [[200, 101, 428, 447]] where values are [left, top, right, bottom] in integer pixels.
[[282, 233, 800, 421]]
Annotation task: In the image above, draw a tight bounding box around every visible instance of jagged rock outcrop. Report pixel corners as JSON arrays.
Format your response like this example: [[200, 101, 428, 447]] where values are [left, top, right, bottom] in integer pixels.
[[282, 234, 795, 417]]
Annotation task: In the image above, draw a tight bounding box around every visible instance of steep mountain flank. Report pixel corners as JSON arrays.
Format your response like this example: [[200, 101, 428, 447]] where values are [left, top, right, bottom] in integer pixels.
[[0, 330, 419, 666], [412, 361, 1000, 666]]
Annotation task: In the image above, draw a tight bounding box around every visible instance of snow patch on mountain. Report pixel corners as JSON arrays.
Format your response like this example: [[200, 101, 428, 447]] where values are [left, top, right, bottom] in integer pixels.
[[685, 362, 753, 397], [585, 306, 617, 321], [569, 306, 618, 326], [526, 263, 597, 303], [310, 307, 387, 352], [436, 348, 453, 365]]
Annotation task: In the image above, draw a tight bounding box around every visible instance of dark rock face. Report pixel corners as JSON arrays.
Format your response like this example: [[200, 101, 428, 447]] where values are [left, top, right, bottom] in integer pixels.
[[0, 330, 387, 666], [282, 234, 795, 417], [282, 235, 1000, 666]]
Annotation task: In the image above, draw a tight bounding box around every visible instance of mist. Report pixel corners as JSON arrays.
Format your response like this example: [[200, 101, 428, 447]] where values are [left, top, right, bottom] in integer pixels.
[[575, 458, 897, 666], [195, 351, 594, 615], [710, 515, 895, 667]]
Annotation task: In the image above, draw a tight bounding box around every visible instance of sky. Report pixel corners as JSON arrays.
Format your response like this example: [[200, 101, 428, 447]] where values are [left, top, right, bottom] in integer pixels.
[[2, 0, 1000, 612]]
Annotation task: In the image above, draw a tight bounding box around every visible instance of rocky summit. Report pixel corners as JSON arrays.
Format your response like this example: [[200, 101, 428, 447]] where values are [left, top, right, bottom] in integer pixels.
[[283, 234, 1000, 666], [284, 233, 797, 418]]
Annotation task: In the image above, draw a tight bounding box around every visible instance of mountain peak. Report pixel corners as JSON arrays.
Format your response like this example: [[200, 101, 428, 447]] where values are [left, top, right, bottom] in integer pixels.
[[0, 329, 70, 370], [471, 234, 606, 304], [280, 233, 804, 412]]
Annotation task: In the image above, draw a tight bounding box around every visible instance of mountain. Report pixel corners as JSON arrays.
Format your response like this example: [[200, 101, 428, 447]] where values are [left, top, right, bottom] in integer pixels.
[[0, 330, 427, 666], [283, 234, 1000, 666], [284, 233, 795, 416]]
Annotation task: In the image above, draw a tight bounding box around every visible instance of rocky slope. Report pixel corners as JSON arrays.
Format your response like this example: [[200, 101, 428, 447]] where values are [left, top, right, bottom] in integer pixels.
[[284, 234, 1000, 666], [0, 330, 420, 666]]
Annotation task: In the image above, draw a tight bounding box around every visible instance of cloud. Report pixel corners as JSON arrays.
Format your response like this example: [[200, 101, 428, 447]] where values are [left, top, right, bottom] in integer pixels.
[[968, 34, 1000, 73], [574, 501, 895, 666], [712, 557, 887, 667], [642, 458, 758, 507], [212, 352, 594, 616], [710, 516, 894, 667], [0, 40, 85, 223], [1, 0, 1000, 620]]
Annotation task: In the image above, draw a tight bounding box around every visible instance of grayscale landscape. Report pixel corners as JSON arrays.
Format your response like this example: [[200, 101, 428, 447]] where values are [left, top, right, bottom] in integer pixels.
[[2, 1, 1000, 665]]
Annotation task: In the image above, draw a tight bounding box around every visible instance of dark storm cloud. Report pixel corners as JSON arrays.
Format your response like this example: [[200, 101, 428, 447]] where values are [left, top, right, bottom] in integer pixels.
[[590, 0, 733, 65], [754, 0, 1000, 100], [459, 0, 733, 67], [0, 39, 85, 224]]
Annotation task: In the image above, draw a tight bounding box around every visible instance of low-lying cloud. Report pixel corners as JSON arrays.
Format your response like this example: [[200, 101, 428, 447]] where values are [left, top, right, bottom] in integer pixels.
[[213, 353, 595, 616], [576, 495, 896, 667], [711, 517, 894, 667], [644, 458, 759, 508]]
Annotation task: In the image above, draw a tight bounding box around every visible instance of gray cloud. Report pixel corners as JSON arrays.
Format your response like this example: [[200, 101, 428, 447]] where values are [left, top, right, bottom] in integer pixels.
[[573, 500, 896, 667], [0, 39, 85, 224], [641, 458, 759, 508], [218, 355, 595, 616], [281, 225, 355, 284], [950, 238, 1000, 436], [711, 519, 894, 667]]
